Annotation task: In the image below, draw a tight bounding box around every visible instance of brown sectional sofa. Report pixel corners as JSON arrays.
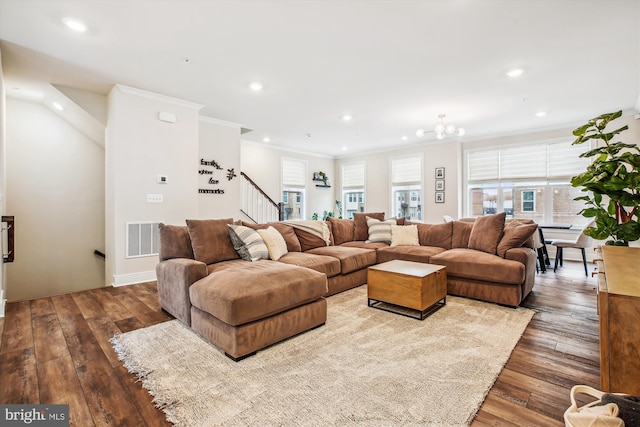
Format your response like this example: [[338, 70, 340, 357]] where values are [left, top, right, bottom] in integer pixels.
[[156, 212, 537, 360]]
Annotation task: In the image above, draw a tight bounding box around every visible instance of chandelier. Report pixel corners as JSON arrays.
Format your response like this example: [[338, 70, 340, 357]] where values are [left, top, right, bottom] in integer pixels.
[[416, 114, 465, 140]]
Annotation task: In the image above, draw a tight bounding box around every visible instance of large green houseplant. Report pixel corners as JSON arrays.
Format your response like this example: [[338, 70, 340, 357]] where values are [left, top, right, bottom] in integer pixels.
[[571, 110, 640, 245]]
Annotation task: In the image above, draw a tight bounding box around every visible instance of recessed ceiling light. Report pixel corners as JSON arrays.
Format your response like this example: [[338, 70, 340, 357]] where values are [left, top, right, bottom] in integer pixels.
[[342, 146, 348, 151], [62, 17, 87, 32], [342, 115, 352, 122], [52, 102, 64, 111], [401, 136, 408, 141], [262, 137, 270, 143], [536, 111, 547, 117], [506, 68, 524, 78], [249, 82, 263, 91]]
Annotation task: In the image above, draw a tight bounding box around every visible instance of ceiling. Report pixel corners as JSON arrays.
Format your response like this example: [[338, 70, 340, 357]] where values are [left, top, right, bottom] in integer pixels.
[[1, 0, 639, 157]]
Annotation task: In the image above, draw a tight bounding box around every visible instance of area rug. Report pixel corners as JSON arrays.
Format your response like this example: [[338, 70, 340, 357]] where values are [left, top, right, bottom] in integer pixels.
[[111, 286, 534, 426]]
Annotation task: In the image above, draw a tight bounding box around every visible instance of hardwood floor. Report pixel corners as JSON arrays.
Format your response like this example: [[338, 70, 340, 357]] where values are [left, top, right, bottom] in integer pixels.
[[0, 261, 599, 426]]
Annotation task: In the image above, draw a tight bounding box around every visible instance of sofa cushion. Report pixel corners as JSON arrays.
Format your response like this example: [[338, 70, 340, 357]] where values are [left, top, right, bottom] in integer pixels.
[[340, 241, 389, 250], [390, 224, 419, 247], [468, 212, 506, 254], [241, 221, 302, 253], [353, 212, 384, 241], [376, 245, 446, 264], [294, 228, 328, 251], [326, 217, 355, 245], [414, 222, 452, 249], [430, 248, 525, 285], [451, 221, 474, 249], [306, 246, 377, 274], [257, 226, 289, 261], [505, 219, 536, 249], [158, 223, 194, 261], [227, 225, 269, 262], [496, 221, 538, 257], [366, 217, 396, 243], [190, 260, 327, 326], [278, 252, 341, 277], [186, 218, 240, 264]]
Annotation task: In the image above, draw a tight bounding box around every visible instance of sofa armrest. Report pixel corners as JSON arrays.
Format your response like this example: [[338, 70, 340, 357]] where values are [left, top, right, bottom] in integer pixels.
[[504, 247, 537, 299], [156, 258, 208, 326]]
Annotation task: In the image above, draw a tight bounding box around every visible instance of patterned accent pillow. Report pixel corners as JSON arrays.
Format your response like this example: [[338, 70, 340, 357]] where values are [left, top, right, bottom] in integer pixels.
[[257, 226, 289, 261], [227, 225, 269, 262], [366, 217, 397, 244], [390, 225, 419, 247]]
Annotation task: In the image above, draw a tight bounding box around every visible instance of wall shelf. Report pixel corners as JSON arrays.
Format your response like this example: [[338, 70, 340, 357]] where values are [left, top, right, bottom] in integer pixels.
[[316, 184, 331, 188]]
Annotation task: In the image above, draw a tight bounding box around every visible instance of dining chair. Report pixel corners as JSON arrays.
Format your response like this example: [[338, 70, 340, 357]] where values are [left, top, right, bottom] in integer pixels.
[[549, 221, 595, 277]]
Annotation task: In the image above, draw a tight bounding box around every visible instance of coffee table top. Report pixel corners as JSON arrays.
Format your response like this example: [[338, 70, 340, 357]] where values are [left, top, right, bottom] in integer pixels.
[[369, 260, 445, 278]]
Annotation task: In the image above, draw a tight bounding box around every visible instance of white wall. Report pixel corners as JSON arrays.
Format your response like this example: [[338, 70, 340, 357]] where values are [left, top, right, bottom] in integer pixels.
[[106, 85, 202, 286], [198, 117, 242, 219], [0, 50, 6, 314], [335, 141, 460, 223], [6, 98, 105, 301], [241, 140, 335, 220]]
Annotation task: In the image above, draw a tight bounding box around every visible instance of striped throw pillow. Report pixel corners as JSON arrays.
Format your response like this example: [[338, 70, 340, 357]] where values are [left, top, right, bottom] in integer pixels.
[[227, 225, 269, 262], [366, 217, 396, 244]]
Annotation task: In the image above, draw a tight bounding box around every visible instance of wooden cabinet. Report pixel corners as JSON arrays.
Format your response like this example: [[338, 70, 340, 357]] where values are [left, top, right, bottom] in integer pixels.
[[597, 246, 640, 394]]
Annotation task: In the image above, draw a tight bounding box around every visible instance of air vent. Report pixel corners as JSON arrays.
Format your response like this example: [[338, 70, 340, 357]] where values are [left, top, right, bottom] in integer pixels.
[[126, 222, 160, 258]]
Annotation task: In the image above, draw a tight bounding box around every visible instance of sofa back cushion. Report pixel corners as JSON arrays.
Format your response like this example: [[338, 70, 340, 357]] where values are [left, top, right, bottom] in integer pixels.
[[158, 223, 194, 261], [467, 212, 506, 254], [496, 220, 538, 257], [186, 218, 240, 264], [451, 221, 474, 248], [294, 228, 328, 251], [414, 222, 453, 249], [326, 217, 355, 245], [353, 212, 385, 241], [240, 221, 302, 253]]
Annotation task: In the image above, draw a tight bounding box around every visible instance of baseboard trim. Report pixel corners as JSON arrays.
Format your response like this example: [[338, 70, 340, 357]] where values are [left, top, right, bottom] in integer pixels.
[[0, 289, 5, 318], [113, 270, 157, 287]]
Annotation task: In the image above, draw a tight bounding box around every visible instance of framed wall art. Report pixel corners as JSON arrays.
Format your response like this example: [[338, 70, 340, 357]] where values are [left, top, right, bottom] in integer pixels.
[[435, 167, 445, 179], [435, 192, 445, 203], [435, 179, 445, 191]]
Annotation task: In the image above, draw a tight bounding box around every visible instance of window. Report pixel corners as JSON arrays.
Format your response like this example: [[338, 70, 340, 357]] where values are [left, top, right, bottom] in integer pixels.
[[521, 190, 535, 212], [341, 161, 365, 219], [465, 140, 591, 225], [282, 157, 306, 220], [391, 155, 423, 221]]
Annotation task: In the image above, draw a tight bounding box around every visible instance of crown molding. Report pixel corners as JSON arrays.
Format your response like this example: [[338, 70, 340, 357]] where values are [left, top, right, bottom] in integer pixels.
[[241, 139, 335, 159], [199, 115, 241, 128], [114, 84, 204, 110]]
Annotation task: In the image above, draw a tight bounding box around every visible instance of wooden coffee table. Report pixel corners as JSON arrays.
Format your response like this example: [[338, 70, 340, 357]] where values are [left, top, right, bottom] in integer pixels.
[[367, 260, 446, 320]]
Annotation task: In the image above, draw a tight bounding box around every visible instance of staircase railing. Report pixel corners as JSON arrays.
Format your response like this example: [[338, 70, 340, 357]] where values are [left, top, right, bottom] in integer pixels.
[[240, 172, 284, 223]]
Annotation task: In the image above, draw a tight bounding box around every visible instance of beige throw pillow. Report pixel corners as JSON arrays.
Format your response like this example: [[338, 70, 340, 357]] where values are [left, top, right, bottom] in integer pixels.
[[366, 217, 396, 244], [390, 224, 420, 247], [257, 226, 288, 261]]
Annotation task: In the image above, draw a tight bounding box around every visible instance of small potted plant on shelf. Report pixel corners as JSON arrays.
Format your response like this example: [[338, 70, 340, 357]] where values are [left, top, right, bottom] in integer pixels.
[[571, 110, 640, 245]]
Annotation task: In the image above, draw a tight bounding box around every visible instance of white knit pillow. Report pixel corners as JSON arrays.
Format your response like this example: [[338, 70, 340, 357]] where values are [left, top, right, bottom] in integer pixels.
[[257, 226, 288, 261], [366, 217, 396, 244], [390, 224, 419, 247], [227, 225, 269, 262]]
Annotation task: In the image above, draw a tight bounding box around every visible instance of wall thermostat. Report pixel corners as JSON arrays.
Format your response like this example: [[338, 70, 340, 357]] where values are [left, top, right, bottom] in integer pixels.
[[157, 175, 168, 184]]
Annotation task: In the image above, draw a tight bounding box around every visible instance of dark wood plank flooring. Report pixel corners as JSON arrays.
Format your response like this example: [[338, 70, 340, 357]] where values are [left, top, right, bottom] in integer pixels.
[[0, 261, 599, 426]]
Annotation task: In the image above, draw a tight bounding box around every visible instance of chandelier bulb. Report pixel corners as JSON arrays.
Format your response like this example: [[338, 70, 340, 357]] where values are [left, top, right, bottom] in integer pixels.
[[445, 124, 456, 135], [416, 128, 425, 137]]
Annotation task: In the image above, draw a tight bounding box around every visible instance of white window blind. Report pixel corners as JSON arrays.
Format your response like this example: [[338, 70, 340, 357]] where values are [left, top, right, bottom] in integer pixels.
[[467, 140, 590, 182], [282, 158, 306, 187], [468, 149, 499, 181], [342, 162, 365, 189], [391, 155, 422, 185], [500, 145, 547, 179], [548, 141, 591, 178]]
